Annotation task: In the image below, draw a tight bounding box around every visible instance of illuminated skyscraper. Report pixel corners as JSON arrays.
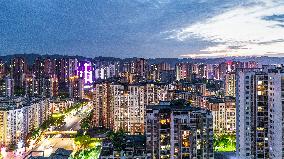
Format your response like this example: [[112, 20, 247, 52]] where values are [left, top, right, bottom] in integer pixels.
[[0, 60, 6, 79], [69, 76, 84, 99], [93, 82, 111, 128], [11, 57, 27, 88], [207, 97, 236, 134], [43, 58, 54, 76], [225, 72, 236, 97], [77, 61, 94, 86], [131, 58, 147, 78], [236, 67, 284, 159], [176, 63, 191, 81], [5, 77, 14, 97], [146, 101, 214, 159], [68, 58, 78, 79]]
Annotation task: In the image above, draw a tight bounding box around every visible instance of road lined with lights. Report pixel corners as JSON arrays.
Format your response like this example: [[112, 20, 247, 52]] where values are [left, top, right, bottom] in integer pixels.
[[30, 101, 93, 157], [7, 101, 94, 159], [53, 102, 93, 132]]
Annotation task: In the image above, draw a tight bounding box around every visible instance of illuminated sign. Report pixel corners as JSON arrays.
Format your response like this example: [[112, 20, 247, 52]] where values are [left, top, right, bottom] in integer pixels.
[[77, 61, 93, 85]]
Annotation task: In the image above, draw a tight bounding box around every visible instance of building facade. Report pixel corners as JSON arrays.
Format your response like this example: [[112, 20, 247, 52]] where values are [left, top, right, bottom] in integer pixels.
[[0, 97, 49, 146], [146, 101, 214, 159], [236, 67, 284, 159]]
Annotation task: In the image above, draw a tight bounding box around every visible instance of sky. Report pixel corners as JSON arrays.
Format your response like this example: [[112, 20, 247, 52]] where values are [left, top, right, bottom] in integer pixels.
[[0, 0, 284, 58]]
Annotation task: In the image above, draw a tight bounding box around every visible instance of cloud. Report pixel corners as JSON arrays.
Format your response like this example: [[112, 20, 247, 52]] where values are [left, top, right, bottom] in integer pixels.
[[263, 14, 284, 23], [2, 0, 281, 58], [168, 0, 284, 57]]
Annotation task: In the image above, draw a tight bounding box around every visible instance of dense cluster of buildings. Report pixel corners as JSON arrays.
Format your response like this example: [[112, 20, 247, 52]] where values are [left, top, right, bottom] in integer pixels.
[[0, 97, 48, 147], [6, 55, 284, 158], [0, 97, 74, 147], [89, 58, 259, 158], [0, 58, 88, 99]]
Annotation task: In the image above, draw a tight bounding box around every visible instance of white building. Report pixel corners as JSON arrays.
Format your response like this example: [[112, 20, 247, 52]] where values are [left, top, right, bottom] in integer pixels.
[[225, 72, 236, 97], [5, 77, 14, 97], [111, 84, 145, 134], [93, 82, 170, 134], [95, 64, 118, 80], [49, 98, 74, 114], [207, 97, 236, 134], [0, 97, 49, 146], [236, 67, 284, 159]]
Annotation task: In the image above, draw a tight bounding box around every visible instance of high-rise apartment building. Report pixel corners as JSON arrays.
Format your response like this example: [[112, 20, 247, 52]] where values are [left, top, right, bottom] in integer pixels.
[[111, 84, 145, 134], [94, 63, 119, 80], [93, 82, 110, 129], [225, 72, 236, 97], [236, 67, 284, 159], [237, 68, 268, 158], [93, 82, 145, 134], [0, 60, 6, 79], [0, 76, 14, 97], [43, 58, 54, 76], [147, 62, 172, 82], [69, 76, 84, 99], [0, 97, 49, 146], [146, 101, 214, 159], [131, 58, 147, 78], [11, 57, 28, 88], [93, 81, 169, 134], [49, 99, 74, 114], [207, 97, 236, 134], [176, 63, 191, 81], [68, 58, 78, 79]]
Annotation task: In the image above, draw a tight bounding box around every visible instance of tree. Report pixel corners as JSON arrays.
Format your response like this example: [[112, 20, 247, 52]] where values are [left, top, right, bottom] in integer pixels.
[[214, 134, 236, 152], [25, 133, 32, 149], [81, 120, 91, 131], [31, 127, 41, 139], [14, 86, 24, 96], [9, 142, 17, 151], [170, 99, 190, 107], [106, 130, 127, 151], [71, 146, 102, 159], [74, 135, 92, 149], [220, 136, 230, 148], [80, 110, 94, 131]]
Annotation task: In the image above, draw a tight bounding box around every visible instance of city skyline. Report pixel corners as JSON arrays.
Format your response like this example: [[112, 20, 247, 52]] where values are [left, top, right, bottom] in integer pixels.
[[2, 1, 284, 158], [1, 0, 284, 58], [0, 55, 275, 158]]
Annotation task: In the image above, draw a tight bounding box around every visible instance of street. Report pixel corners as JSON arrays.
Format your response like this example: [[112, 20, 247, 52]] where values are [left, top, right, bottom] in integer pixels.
[[1, 101, 93, 159], [30, 101, 93, 157], [33, 137, 75, 157], [56, 101, 93, 131]]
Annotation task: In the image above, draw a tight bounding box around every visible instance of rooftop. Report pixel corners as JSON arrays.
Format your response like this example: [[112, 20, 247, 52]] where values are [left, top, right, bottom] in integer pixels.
[[147, 101, 208, 113]]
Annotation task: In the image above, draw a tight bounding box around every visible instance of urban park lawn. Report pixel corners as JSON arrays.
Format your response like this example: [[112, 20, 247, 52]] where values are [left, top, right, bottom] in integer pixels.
[[214, 134, 236, 152]]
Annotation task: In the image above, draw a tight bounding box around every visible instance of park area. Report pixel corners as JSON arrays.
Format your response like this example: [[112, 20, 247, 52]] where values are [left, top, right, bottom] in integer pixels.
[[214, 134, 236, 152], [70, 135, 102, 159]]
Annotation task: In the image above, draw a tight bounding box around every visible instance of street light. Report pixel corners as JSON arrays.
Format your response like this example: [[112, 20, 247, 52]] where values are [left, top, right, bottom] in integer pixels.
[[17, 141, 23, 149], [1, 147, 7, 157]]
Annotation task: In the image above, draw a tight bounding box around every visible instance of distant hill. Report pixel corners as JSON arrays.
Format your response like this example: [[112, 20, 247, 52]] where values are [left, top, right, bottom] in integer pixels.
[[0, 54, 88, 65], [1, 54, 284, 65]]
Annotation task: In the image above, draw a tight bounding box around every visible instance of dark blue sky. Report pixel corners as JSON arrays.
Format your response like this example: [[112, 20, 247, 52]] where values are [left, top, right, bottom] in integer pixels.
[[1, 0, 283, 58]]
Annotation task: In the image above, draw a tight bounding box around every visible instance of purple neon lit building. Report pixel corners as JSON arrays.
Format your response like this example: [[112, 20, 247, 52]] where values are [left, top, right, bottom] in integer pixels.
[[77, 61, 94, 86]]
